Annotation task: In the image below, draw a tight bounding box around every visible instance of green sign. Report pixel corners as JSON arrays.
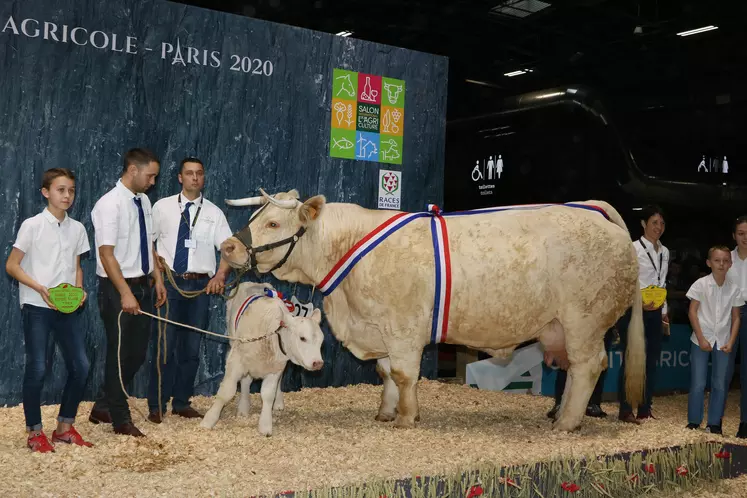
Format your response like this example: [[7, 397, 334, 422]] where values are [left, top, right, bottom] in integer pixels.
[[48, 283, 84, 313]]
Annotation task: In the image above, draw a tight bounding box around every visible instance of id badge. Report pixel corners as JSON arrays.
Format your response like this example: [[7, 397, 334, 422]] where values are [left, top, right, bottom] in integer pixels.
[[184, 239, 197, 249]]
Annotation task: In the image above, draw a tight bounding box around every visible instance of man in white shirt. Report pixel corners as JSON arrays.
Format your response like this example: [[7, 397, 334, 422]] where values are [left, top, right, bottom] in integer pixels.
[[88, 148, 167, 438], [618, 205, 669, 424], [146, 157, 234, 423], [686, 246, 743, 434], [726, 216, 747, 438]]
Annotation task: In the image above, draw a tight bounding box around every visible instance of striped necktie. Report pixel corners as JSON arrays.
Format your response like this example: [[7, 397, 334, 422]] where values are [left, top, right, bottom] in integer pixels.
[[173, 202, 193, 274]]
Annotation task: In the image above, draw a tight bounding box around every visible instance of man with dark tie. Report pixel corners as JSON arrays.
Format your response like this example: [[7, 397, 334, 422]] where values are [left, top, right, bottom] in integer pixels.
[[146, 157, 233, 423], [88, 148, 167, 437]]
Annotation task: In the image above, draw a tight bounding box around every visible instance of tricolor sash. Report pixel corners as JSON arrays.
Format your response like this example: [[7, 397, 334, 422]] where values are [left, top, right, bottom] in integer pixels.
[[318, 202, 610, 344], [234, 287, 284, 331]]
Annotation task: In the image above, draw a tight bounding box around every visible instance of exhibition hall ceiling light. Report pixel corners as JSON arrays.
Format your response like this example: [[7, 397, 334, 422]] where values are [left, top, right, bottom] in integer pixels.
[[336, 30, 353, 37], [676, 25, 718, 37], [504, 69, 533, 77]]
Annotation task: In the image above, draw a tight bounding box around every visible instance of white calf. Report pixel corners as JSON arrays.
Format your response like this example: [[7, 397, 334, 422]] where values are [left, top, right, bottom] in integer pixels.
[[200, 283, 324, 436]]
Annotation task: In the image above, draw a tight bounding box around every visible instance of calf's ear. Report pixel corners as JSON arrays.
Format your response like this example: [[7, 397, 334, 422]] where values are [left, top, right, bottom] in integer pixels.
[[311, 308, 322, 324], [299, 195, 326, 224]]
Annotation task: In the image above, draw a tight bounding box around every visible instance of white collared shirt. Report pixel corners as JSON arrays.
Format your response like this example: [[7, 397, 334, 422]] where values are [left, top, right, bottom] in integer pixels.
[[686, 274, 744, 347], [727, 248, 747, 300], [635, 237, 670, 314], [12, 209, 90, 308], [152, 192, 233, 277], [91, 179, 155, 278]]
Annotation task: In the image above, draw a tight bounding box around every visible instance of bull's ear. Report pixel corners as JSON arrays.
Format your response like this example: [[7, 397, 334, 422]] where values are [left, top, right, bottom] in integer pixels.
[[299, 195, 326, 223], [287, 189, 300, 200], [311, 308, 322, 324]]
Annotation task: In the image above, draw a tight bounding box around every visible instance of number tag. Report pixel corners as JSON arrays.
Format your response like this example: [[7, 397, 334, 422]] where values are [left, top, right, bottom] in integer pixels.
[[290, 295, 314, 318]]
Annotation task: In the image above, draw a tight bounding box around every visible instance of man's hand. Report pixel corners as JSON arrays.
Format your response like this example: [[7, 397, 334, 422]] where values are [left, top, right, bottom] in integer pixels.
[[36, 285, 58, 311], [155, 282, 167, 308], [698, 337, 713, 352], [206, 273, 226, 295], [121, 291, 140, 315]]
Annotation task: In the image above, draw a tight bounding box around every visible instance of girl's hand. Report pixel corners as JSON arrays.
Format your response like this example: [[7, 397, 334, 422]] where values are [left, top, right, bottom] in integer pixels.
[[36, 285, 58, 311], [721, 342, 735, 354], [81, 290, 87, 306]]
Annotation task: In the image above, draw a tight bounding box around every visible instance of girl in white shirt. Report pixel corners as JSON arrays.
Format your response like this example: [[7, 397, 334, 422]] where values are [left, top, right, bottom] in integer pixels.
[[5, 169, 93, 452], [726, 216, 747, 438]]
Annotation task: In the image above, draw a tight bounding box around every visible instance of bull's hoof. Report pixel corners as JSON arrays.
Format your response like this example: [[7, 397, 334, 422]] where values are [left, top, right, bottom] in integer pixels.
[[552, 418, 580, 433], [375, 412, 396, 422], [415, 413, 421, 422], [393, 415, 416, 429]]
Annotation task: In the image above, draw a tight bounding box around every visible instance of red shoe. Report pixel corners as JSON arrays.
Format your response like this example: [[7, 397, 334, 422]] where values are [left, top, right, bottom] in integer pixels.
[[52, 426, 94, 448], [27, 432, 55, 453]]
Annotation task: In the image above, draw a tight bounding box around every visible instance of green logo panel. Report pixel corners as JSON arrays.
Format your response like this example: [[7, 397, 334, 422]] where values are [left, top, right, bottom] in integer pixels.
[[381, 77, 406, 109], [379, 135, 403, 165], [356, 103, 380, 132], [332, 69, 358, 100], [330, 128, 356, 159]]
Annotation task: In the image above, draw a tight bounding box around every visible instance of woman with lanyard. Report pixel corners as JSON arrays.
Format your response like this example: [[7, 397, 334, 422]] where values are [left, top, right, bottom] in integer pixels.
[[617, 205, 669, 424]]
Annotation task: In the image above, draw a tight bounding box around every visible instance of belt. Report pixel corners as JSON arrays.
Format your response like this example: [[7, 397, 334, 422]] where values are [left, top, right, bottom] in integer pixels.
[[100, 275, 151, 285], [174, 272, 209, 280]]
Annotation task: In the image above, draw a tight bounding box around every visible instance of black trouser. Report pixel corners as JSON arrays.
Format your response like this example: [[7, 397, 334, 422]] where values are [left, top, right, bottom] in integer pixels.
[[92, 277, 154, 427], [618, 308, 663, 416], [554, 329, 615, 405]]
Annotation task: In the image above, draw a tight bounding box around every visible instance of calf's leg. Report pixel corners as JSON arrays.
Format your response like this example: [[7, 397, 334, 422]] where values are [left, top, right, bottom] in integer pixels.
[[375, 357, 399, 422], [237, 375, 253, 417], [200, 359, 246, 429], [258, 372, 281, 436]]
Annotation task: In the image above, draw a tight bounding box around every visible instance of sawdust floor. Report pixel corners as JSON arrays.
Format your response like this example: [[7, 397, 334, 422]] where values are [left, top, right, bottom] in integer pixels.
[[0, 379, 743, 497]]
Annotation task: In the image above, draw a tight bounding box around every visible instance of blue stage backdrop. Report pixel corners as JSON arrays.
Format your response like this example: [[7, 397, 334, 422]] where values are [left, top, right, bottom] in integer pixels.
[[0, 0, 448, 405]]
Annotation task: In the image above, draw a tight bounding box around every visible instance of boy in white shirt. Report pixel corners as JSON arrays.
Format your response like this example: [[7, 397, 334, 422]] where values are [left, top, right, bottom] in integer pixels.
[[686, 245, 744, 434], [5, 168, 93, 452]]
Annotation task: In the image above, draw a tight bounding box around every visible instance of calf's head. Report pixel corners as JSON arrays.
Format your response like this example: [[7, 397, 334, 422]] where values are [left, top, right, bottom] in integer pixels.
[[221, 189, 326, 276], [278, 308, 325, 371]]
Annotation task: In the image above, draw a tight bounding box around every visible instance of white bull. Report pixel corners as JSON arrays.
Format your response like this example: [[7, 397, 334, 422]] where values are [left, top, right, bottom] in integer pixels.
[[219, 190, 645, 432], [200, 282, 324, 436]]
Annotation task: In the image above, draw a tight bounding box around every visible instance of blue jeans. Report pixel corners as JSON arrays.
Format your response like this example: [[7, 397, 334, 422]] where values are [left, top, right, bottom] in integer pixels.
[[688, 342, 731, 426], [22, 304, 91, 431], [726, 305, 747, 422], [147, 276, 209, 412]]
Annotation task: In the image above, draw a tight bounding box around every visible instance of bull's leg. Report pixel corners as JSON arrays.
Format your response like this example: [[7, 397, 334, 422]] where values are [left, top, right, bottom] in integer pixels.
[[273, 381, 284, 412], [388, 351, 423, 429], [375, 357, 399, 422], [258, 372, 281, 437], [553, 348, 606, 432], [200, 359, 245, 429], [237, 375, 253, 417]]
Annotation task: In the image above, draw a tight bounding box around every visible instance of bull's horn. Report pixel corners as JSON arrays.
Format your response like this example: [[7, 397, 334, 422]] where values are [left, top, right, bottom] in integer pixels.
[[225, 196, 266, 207], [260, 188, 299, 209]]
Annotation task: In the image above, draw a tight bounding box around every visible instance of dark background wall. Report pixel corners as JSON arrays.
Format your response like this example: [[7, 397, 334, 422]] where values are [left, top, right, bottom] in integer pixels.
[[0, 0, 448, 405]]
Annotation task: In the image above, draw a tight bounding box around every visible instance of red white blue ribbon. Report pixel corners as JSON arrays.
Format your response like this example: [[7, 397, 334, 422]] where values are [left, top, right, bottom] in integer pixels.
[[234, 288, 283, 331], [317, 202, 610, 344]]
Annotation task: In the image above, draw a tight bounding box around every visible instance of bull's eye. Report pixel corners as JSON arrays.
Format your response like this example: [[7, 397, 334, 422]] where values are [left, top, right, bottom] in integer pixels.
[[300, 337, 307, 342], [267, 221, 279, 229]]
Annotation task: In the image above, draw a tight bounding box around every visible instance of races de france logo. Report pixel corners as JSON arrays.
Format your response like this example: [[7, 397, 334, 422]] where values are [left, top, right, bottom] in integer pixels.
[[381, 170, 399, 195]]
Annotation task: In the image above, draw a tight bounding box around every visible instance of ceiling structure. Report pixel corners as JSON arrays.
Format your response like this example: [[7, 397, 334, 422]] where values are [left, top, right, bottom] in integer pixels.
[[172, 0, 746, 119]]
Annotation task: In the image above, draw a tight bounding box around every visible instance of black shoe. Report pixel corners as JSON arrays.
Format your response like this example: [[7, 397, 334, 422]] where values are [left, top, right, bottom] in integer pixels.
[[706, 424, 723, 435], [546, 403, 560, 419], [737, 423, 747, 439], [686, 423, 699, 430], [586, 404, 607, 418]]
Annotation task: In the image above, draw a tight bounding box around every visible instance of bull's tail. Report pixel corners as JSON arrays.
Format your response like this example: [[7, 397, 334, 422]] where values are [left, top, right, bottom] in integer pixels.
[[624, 252, 646, 408]]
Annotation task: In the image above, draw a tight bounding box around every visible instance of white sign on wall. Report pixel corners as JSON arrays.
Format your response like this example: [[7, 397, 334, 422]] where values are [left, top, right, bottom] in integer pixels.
[[378, 169, 402, 210], [471, 154, 504, 196]]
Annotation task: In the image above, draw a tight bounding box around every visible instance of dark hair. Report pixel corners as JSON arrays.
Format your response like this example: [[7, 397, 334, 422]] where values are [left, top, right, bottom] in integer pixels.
[[41, 168, 75, 190], [179, 157, 204, 174], [640, 204, 665, 224], [122, 148, 160, 174], [733, 215, 747, 234], [708, 245, 732, 260]]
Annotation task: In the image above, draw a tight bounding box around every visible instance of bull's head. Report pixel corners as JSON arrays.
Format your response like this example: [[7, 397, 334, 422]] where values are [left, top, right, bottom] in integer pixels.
[[222, 188, 326, 278]]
